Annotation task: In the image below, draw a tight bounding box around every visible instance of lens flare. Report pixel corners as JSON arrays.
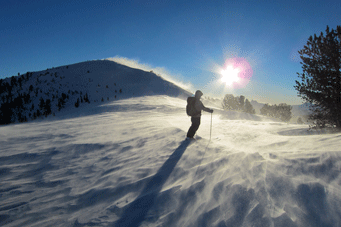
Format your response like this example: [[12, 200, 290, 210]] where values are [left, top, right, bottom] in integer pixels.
[[220, 57, 253, 89], [220, 65, 240, 86]]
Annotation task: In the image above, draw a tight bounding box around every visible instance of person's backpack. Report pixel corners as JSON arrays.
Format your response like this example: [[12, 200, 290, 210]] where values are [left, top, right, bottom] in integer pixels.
[[186, 97, 199, 116]]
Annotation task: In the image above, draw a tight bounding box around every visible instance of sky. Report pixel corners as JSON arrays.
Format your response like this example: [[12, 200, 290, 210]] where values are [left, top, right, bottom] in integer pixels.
[[1, 0, 340, 105]]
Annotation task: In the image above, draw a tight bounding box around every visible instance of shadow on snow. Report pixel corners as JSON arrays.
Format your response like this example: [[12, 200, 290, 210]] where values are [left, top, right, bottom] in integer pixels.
[[114, 140, 191, 227]]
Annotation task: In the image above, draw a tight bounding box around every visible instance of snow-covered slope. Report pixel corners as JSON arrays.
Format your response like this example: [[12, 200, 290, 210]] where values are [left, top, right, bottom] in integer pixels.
[[0, 59, 191, 124], [1, 95, 341, 227]]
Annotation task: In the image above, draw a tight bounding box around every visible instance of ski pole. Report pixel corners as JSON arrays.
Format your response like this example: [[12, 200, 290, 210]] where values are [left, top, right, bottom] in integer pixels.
[[210, 112, 212, 141]]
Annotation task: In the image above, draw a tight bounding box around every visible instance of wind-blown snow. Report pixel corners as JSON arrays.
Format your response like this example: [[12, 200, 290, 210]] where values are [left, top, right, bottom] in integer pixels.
[[106, 57, 193, 92], [1, 94, 341, 227]]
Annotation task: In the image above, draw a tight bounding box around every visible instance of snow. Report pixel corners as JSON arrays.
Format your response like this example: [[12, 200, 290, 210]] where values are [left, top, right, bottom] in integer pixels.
[[1, 94, 341, 227]]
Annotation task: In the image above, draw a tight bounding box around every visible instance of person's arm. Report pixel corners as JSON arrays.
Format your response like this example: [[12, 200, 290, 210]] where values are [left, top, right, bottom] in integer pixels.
[[197, 101, 213, 113], [203, 106, 213, 113]]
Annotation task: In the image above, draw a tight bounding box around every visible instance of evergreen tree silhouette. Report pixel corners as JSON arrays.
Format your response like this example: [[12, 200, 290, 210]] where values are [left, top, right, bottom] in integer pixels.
[[295, 25, 341, 128]]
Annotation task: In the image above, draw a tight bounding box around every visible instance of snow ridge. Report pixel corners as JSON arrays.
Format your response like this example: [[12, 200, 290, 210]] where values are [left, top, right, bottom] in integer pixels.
[[0, 59, 191, 125]]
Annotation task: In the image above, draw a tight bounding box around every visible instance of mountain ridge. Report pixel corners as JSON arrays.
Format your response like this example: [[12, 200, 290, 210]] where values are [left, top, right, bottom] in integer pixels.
[[0, 59, 192, 124]]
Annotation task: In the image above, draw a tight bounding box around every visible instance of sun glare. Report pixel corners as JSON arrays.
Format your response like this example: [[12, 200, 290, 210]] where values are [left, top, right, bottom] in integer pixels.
[[220, 65, 240, 86], [218, 57, 253, 89]]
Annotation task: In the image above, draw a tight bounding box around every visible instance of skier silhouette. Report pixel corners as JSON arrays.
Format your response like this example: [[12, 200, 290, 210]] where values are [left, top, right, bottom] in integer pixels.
[[186, 90, 213, 140]]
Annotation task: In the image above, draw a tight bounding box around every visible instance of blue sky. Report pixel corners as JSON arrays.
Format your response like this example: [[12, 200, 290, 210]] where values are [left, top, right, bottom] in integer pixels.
[[1, 0, 340, 104]]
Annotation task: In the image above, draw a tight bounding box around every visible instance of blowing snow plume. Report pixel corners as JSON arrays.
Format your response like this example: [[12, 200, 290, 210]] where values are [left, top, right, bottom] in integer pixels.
[[108, 56, 193, 92]]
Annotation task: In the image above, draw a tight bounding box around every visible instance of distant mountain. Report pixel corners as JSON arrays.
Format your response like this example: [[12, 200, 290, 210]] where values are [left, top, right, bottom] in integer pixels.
[[0, 59, 192, 125], [291, 102, 311, 116]]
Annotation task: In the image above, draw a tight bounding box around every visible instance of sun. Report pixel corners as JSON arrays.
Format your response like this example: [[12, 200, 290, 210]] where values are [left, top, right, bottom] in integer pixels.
[[220, 65, 240, 86], [216, 57, 253, 89]]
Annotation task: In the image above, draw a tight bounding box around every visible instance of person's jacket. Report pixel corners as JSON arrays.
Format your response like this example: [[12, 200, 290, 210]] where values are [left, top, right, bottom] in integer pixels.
[[193, 99, 212, 117]]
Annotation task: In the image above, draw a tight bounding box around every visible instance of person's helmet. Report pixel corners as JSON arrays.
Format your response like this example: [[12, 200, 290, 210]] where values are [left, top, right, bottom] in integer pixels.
[[195, 90, 203, 98]]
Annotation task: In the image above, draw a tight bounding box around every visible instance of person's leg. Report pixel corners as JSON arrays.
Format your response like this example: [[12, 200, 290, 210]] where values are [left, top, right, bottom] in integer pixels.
[[187, 117, 201, 138]]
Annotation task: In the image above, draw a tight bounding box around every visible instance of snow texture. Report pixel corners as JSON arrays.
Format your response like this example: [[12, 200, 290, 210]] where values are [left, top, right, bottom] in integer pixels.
[[1, 60, 341, 227]]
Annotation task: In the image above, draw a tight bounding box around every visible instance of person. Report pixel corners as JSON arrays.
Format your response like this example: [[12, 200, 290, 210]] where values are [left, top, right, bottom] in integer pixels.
[[186, 90, 213, 140]]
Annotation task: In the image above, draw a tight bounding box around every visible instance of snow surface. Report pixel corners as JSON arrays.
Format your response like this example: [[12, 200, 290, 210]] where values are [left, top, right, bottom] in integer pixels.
[[1, 95, 341, 227]]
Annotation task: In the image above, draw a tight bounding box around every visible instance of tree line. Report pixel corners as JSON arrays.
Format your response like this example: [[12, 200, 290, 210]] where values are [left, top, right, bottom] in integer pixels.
[[260, 103, 292, 122], [221, 94, 293, 122], [0, 65, 123, 125], [222, 94, 256, 114]]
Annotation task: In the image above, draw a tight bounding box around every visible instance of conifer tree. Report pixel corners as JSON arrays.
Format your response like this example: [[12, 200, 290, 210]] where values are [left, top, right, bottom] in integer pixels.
[[36, 109, 41, 117], [10, 76, 17, 87], [39, 97, 45, 111], [297, 117, 304, 124], [222, 94, 239, 110], [44, 99, 51, 116], [295, 25, 341, 128], [57, 94, 67, 111], [244, 99, 256, 114], [0, 102, 13, 124], [75, 98, 80, 108], [239, 95, 245, 111], [83, 93, 90, 103], [278, 103, 292, 122]]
